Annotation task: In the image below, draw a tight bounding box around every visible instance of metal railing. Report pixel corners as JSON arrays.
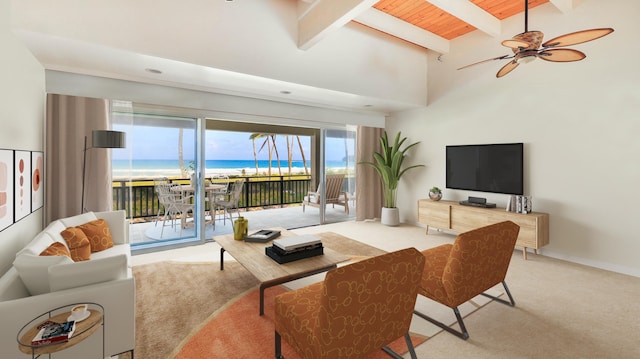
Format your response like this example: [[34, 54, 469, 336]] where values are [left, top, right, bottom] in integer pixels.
[[112, 176, 313, 220]]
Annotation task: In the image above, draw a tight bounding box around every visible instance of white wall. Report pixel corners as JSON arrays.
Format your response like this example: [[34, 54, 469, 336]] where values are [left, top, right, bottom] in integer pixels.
[[0, 0, 45, 272], [44, 70, 386, 129], [11, 0, 428, 108], [390, 0, 640, 276]]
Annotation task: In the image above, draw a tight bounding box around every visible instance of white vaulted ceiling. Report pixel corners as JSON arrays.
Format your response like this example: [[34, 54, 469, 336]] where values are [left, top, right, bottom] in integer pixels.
[[11, 0, 584, 115]]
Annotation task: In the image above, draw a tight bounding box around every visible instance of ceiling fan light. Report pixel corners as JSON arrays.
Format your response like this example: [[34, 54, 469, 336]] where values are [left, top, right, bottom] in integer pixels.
[[516, 55, 536, 64]]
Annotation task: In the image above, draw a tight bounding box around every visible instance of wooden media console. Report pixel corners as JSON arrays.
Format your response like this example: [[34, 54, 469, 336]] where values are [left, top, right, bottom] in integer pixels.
[[418, 199, 549, 260]]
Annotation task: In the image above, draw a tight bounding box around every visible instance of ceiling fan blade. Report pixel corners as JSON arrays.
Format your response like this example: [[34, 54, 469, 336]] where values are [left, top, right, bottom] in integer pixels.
[[457, 55, 513, 70], [503, 31, 544, 51], [542, 28, 614, 48], [538, 48, 586, 62], [496, 60, 519, 78], [502, 39, 531, 50]]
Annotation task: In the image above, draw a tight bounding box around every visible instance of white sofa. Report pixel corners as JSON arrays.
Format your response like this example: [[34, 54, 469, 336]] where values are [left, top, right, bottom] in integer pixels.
[[0, 210, 135, 359]]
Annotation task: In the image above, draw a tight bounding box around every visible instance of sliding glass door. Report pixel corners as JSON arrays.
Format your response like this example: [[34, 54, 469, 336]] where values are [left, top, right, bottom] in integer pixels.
[[320, 126, 356, 224], [111, 102, 205, 252], [109, 102, 357, 252]]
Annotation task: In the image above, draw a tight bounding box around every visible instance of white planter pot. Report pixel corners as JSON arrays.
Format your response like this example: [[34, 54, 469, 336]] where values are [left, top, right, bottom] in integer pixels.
[[381, 207, 400, 226]]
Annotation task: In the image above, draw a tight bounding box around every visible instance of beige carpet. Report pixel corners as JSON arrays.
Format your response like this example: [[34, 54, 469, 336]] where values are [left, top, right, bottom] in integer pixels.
[[131, 221, 640, 358], [131, 232, 501, 358], [132, 261, 259, 359]]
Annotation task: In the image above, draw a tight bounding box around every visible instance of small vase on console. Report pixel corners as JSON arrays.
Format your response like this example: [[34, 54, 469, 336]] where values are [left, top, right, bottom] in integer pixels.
[[428, 186, 442, 201]]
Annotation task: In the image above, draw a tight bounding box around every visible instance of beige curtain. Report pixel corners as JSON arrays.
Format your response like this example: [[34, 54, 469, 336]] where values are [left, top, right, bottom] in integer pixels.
[[355, 126, 383, 221], [46, 94, 113, 223]]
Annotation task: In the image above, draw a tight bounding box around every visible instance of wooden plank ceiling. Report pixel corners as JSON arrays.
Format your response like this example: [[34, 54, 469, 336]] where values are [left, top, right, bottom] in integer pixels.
[[372, 0, 549, 40]]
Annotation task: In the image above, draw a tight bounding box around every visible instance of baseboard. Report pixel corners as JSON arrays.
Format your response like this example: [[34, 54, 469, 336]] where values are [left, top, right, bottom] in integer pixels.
[[538, 249, 640, 278]]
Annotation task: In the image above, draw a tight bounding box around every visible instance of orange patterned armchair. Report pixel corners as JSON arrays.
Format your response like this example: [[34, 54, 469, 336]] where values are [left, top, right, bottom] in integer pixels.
[[414, 220, 520, 340], [274, 247, 425, 359]]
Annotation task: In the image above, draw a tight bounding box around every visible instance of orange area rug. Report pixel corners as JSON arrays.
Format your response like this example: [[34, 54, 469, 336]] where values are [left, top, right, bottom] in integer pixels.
[[172, 285, 426, 358]]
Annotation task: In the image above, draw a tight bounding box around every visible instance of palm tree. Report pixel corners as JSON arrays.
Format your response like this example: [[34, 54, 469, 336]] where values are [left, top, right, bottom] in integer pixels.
[[286, 135, 293, 176], [269, 134, 283, 176], [250, 133, 282, 176], [249, 133, 261, 175], [296, 136, 309, 175]]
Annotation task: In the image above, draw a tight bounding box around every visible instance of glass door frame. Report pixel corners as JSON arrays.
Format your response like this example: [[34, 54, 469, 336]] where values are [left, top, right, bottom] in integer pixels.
[[111, 102, 206, 255]]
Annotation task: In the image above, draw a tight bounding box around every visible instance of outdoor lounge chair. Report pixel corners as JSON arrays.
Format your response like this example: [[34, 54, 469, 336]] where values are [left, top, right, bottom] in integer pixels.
[[302, 174, 349, 214]]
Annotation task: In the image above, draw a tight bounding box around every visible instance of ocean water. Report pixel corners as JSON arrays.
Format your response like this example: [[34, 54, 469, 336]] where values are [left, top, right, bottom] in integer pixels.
[[113, 159, 348, 178]]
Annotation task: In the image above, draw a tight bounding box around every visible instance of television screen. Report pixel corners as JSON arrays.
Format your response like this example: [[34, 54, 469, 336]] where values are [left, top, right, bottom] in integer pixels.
[[446, 143, 523, 195]]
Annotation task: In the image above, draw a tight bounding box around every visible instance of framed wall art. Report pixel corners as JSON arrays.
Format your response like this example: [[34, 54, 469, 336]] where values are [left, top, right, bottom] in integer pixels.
[[14, 150, 31, 222], [31, 151, 44, 212], [0, 149, 14, 231]]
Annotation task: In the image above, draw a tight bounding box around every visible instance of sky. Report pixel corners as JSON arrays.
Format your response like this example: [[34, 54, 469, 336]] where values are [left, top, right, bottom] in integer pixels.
[[111, 125, 354, 162]]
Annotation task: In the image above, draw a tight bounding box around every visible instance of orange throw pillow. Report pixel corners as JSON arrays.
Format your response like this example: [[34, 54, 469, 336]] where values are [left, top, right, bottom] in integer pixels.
[[60, 227, 92, 261], [77, 219, 114, 252], [40, 242, 71, 258]]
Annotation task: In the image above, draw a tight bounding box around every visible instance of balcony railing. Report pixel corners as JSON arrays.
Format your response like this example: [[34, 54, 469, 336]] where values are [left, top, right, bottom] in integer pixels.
[[112, 176, 313, 220]]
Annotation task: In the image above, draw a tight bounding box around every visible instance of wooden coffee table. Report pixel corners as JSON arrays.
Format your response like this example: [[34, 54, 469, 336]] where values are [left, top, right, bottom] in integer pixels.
[[216, 228, 350, 315]]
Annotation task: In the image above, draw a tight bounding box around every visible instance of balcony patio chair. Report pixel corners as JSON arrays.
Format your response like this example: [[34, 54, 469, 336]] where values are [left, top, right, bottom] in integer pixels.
[[215, 179, 244, 224], [207, 174, 229, 221], [414, 220, 520, 340], [210, 174, 230, 195], [154, 179, 176, 226], [154, 180, 194, 237], [275, 247, 425, 359], [302, 174, 349, 214]]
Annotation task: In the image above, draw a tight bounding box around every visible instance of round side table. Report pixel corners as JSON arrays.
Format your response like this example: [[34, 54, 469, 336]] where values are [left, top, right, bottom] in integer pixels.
[[17, 303, 104, 358]]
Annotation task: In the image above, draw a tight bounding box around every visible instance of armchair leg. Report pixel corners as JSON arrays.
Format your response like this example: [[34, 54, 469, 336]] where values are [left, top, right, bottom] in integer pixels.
[[414, 307, 469, 340], [415, 282, 515, 341], [382, 333, 416, 359], [480, 281, 516, 306], [275, 331, 284, 359], [404, 332, 418, 359]]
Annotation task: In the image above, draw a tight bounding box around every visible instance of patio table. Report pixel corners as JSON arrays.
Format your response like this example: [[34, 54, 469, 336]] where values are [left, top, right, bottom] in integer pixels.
[[171, 184, 225, 227]]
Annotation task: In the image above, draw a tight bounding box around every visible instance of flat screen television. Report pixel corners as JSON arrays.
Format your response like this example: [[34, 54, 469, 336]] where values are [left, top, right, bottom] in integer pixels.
[[446, 143, 523, 195]]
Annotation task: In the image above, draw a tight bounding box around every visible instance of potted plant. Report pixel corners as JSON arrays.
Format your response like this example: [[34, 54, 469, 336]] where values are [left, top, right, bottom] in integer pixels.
[[359, 131, 424, 226], [429, 186, 442, 201]]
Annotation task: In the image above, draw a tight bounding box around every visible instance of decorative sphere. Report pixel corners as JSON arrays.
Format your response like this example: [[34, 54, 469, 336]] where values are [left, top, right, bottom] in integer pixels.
[[429, 191, 442, 201]]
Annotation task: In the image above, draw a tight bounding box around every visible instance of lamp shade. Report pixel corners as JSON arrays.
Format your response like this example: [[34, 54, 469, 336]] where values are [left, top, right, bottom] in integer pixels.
[[92, 130, 126, 148]]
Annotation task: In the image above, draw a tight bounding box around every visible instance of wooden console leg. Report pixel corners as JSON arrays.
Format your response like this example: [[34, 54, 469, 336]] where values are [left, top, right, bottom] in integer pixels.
[[425, 225, 430, 234], [522, 247, 528, 260]]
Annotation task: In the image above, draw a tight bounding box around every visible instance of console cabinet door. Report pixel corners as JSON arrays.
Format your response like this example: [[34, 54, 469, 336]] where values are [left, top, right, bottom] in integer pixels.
[[450, 206, 493, 232], [418, 200, 450, 229]]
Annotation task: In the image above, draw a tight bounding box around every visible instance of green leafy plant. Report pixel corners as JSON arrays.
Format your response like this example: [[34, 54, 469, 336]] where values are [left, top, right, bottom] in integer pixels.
[[430, 186, 441, 194], [359, 131, 424, 208]]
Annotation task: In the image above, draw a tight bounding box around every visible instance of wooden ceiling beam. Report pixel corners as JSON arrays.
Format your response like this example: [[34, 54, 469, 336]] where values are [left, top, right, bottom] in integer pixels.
[[298, 0, 379, 50], [427, 0, 501, 37], [354, 8, 450, 53]]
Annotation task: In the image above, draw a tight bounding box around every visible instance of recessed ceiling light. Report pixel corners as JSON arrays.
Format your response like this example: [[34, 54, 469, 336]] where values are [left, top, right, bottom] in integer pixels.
[[145, 68, 162, 74], [280, 90, 292, 95]]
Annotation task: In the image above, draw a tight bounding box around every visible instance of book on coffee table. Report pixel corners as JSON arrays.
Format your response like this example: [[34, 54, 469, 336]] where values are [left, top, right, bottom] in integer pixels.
[[265, 245, 324, 264], [273, 235, 322, 252], [245, 229, 281, 243]]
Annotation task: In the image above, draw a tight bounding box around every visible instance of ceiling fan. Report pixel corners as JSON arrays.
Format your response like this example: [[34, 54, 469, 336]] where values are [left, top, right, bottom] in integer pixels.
[[458, 0, 614, 78]]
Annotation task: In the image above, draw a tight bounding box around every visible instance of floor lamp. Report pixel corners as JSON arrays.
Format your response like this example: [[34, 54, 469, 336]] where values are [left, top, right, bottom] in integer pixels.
[[81, 130, 126, 213]]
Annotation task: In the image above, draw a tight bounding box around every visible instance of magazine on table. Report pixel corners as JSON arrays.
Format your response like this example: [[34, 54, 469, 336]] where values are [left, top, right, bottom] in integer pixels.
[[31, 320, 76, 346]]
